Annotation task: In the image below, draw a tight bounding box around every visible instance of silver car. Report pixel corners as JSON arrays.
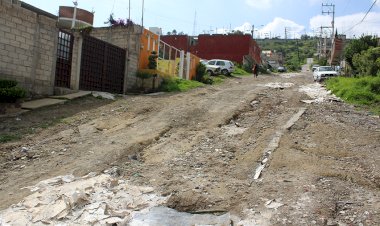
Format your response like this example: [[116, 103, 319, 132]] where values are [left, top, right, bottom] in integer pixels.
[[207, 59, 235, 76]]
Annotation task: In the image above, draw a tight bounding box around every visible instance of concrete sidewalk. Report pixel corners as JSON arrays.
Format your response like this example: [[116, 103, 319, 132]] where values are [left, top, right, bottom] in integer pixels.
[[21, 91, 92, 110]]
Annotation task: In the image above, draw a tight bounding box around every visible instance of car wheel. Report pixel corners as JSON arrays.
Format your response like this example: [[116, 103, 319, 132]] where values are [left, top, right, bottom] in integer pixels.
[[221, 69, 229, 76], [206, 70, 213, 76]]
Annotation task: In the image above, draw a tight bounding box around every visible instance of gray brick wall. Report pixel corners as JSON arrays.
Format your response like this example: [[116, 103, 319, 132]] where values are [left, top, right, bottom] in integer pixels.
[[0, 0, 58, 96]]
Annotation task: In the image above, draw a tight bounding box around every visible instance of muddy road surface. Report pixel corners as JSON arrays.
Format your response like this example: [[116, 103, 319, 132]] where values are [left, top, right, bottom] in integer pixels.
[[0, 71, 379, 225]]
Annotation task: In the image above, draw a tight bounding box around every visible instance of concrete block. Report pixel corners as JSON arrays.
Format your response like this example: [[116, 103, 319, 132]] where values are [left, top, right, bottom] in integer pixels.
[[21, 98, 66, 110], [5, 32, 15, 40], [52, 91, 92, 100], [15, 35, 26, 43]]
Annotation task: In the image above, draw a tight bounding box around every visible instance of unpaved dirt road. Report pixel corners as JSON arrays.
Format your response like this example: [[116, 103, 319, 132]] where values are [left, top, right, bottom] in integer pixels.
[[1, 71, 379, 225]]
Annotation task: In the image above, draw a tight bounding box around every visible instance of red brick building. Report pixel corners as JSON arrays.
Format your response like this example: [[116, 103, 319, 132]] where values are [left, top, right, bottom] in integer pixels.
[[161, 34, 261, 65]]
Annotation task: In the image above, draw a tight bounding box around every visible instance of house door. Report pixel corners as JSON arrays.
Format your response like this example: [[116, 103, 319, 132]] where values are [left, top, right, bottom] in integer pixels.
[[55, 30, 74, 88]]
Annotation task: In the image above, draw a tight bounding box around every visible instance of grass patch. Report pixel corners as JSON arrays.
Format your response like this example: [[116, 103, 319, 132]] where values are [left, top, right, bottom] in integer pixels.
[[326, 76, 380, 114], [212, 76, 225, 84], [0, 134, 21, 143], [232, 67, 251, 76], [160, 77, 204, 92]]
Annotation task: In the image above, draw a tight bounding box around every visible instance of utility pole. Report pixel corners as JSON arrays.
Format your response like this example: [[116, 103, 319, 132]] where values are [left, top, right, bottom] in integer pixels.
[[284, 27, 290, 41], [322, 3, 335, 39], [192, 11, 197, 36], [322, 3, 335, 54], [141, 0, 144, 29], [128, 0, 131, 21]]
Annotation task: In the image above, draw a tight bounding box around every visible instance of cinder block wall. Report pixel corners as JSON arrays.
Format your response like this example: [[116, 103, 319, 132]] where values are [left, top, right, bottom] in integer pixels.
[[0, 0, 58, 96], [91, 25, 142, 91]]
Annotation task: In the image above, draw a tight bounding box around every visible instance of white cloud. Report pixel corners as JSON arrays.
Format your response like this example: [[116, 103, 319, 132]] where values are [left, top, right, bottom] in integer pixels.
[[220, 18, 304, 38], [235, 22, 254, 33], [215, 22, 253, 34], [309, 12, 380, 38], [259, 17, 305, 38], [245, 0, 275, 10], [221, 18, 305, 38]]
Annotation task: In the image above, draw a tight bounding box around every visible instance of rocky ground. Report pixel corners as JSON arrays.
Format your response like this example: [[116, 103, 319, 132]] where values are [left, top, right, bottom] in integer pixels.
[[0, 70, 379, 225]]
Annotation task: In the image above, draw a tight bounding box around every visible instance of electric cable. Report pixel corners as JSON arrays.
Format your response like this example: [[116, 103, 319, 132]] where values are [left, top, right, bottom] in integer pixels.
[[343, 0, 378, 34]]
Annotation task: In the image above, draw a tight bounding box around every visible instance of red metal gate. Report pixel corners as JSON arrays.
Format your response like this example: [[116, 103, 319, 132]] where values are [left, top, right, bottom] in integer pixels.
[[55, 30, 74, 88], [79, 35, 126, 94]]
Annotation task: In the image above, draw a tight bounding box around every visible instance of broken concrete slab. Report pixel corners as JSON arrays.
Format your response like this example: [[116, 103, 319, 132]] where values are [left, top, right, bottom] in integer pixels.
[[129, 206, 232, 226], [253, 108, 306, 181], [0, 173, 168, 225], [299, 83, 341, 103], [258, 82, 295, 89], [265, 199, 284, 209], [92, 91, 115, 100], [21, 98, 67, 110], [51, 91, 92, 100]]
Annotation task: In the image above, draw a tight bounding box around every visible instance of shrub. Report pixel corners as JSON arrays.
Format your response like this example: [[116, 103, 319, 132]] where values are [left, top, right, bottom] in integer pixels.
[[0, 79, 18, 88], [369, 76, 380, 94], [195, 62, 206, 82], [0, 86, 26, 103], [136, 69, 155, 79], [201, 75, 214, 84], [148, 51, 158, 70]]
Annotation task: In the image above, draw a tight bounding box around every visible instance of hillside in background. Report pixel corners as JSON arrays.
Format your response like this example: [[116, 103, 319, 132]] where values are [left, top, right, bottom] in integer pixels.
[[257, 37, 317, 71]]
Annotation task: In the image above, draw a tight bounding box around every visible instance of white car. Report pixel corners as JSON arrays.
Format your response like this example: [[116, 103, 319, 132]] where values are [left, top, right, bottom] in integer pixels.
[[313, 66, 338, 82], [207, 59, 235, 75], [312, 64, 320, 71], [200, 60, 221, 76]]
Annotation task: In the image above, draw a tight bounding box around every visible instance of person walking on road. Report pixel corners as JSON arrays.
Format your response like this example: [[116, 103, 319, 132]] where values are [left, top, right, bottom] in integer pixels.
[[252, 64, 259, 78]]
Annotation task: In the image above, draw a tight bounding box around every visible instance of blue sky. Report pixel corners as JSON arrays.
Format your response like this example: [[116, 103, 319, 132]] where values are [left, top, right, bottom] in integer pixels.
[[22, 0, 380, 38]]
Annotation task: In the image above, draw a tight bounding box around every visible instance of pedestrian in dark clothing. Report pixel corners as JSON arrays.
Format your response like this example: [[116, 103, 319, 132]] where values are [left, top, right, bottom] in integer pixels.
[[252, 64, 259, 78]]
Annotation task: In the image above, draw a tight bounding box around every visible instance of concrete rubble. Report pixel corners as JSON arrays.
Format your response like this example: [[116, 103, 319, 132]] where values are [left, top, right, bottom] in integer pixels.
[[129, 206, 231, 226], [259, 82, 295, 89], [92, 91, 116, 100], [0, 172, 236, 226], [299, 83, 341, 103], [0, 173, 168, 225]]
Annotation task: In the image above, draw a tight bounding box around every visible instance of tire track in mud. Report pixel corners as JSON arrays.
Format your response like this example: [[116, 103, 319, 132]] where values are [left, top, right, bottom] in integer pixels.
[[253, 107, 306, 180], [130, 80, 312, 216]]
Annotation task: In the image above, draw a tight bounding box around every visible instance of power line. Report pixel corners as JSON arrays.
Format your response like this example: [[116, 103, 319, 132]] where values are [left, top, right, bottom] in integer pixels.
[[360, 0, 377, 23], [343, 0, 378, 34]]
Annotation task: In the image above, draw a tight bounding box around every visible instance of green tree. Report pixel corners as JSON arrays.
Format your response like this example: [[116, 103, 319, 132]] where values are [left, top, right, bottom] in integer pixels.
[[344, 35, 378, 72], [353, 47, 380, 76]]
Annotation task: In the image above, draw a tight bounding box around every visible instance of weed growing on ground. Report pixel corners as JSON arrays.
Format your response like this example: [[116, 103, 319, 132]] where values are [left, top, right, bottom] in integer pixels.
[[326, 76, 380, 114], [160, 77, 204, 92], [232, 67, 250, 76], [0, 134, 21, 143]]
